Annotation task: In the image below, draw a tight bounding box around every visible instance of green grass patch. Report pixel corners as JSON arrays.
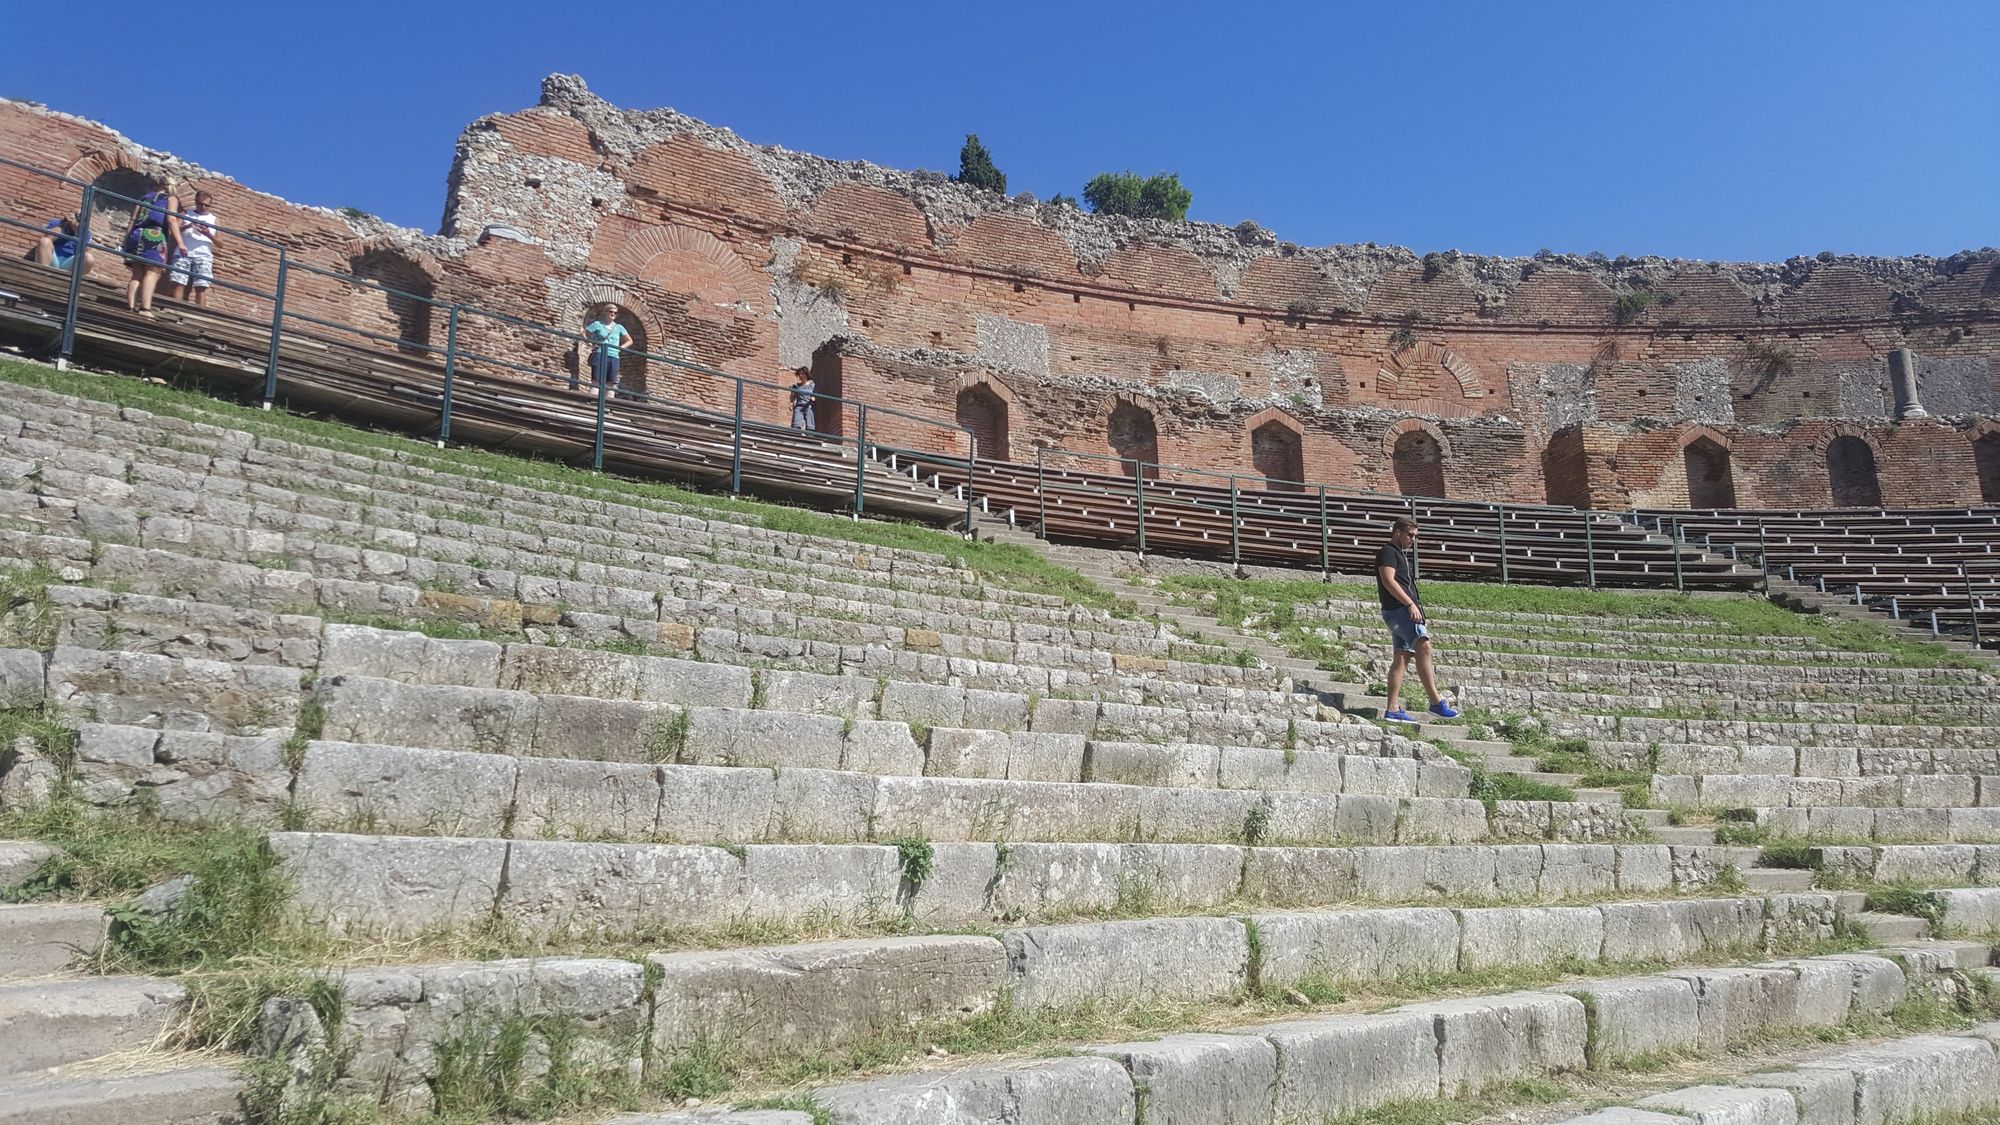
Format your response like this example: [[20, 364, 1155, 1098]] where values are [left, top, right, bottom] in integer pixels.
[[1160, 574, 1984, 670]]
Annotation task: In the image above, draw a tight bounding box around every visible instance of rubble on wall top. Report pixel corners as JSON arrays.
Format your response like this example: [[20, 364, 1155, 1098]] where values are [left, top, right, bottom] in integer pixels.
[[528, 75, 1994, 310]]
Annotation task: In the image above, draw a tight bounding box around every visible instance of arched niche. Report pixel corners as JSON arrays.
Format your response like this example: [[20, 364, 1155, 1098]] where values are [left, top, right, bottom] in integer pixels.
[[1392, 429, 1447, 498], [349, 249, 437, 357], [1250, 418, 1304, 491], [956, 383, 1010, 463], [1681, 434, 1737, 509], [1108, 400, 1159, 479], [1826, 434, 1883, 508]]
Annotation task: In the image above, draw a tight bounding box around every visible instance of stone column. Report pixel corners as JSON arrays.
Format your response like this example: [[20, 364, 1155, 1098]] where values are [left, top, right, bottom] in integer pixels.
[[1889, 349, 1928, 419]]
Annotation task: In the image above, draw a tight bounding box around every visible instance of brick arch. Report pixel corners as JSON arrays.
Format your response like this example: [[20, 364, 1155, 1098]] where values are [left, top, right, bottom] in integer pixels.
[[62, 149, 141, 184], [340, 237, 442, 284], [1385, 418, 1449, 499], [615, 224, 763, 314], [1675, 425, 1733, 451], [957, 370, 1018, 405], [1380, 417, 1452, 460], [1375, 340, 1486, 417], [1813, 422, 1884, 458]]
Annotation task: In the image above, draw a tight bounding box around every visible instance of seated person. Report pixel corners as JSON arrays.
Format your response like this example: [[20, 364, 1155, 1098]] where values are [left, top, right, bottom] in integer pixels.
[[25, 213, 95, 272]]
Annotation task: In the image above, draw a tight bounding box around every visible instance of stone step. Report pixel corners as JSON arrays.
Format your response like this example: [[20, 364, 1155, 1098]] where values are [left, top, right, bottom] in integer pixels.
[[1574, 1024, 2000, 1124], [265, 734, 1492, 850], [286, 890, 1871, 1121], [10, 404, 1021, 596], [268, 831, 1767, 941], [1625, 808, 1673, 827], [1853, 911, 1933, 944], [0, 976, 188, 1076], [0, 904, 104, 980], [1573, 788, 1625, 806], [1741, 867, 1817, 893], [1651, 772, 1996, 810], [0, 1063, 243, 1125], [1651, 827, 1719, 845], [1748, 804, 2000, 843]]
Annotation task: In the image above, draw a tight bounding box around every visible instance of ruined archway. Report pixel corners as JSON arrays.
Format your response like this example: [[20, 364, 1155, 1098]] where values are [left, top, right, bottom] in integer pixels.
[[1826, 435, 1883, 508], [1682, 436, 1737, 509], [1108, 401, 1159, 479], [1251, 419, 1304, 491], [809, 341, 844, 438], [1392, 429, 1447, 498], [86, 168, 158, 247], [956, 384, 1009, 463], [1975, 431, 2000, 504], [349, 251, 437, 357]]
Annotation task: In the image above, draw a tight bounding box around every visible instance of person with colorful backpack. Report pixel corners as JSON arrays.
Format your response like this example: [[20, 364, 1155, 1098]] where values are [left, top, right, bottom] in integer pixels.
[[122, 179, 181, 315]]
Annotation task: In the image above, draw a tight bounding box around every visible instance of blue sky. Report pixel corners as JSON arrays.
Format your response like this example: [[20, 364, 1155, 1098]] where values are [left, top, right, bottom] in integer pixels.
[[11, 1, 1995, 261]]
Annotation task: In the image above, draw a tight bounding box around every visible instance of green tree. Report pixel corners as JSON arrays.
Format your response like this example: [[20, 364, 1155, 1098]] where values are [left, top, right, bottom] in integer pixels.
[[1082, 171, 1192, 221], [956, 134, 1007, 194]]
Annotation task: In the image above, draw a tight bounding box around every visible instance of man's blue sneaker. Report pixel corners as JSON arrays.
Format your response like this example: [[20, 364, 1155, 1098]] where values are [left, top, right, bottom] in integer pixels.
[[1428, 701, 1461, 720], [1383, 709, 1418, 723]]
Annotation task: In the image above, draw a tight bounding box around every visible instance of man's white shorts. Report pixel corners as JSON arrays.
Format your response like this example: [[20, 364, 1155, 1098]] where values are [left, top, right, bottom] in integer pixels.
[[168, 248, 214, 289]]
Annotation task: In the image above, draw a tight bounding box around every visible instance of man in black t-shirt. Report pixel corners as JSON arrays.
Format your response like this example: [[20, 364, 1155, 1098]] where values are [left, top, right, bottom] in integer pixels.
[[1376, 516, 1458, 723]]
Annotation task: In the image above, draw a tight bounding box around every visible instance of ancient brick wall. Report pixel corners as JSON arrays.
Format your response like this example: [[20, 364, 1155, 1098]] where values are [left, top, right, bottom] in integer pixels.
[[4, 80, 1997, 511]]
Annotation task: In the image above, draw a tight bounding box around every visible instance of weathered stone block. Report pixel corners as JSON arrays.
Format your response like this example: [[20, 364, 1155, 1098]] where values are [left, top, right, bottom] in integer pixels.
[[272, 832, 504, 939], [510, 757, 662, 841], [294, 742, 515, 837], [1401, 991, 1586, 1096], [1256, 1011, 1440, 1121], [1003, 917, 1248, 1010], [1635, 1086, 1797, 1125], [1458, 906, 1605, 971], [648, 935, 1003, 1061], [1252, 908, 1458, 989], [1563, 976, 1702, 1066], [816, 1056, 1135, 1125], [1083, 1033, 1277, 1125]]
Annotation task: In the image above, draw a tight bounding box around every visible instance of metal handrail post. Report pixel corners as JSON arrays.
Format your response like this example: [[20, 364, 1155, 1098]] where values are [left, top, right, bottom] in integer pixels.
[[1671, 517, 1684, 592], [56, 185, 94, 369], [437, 305, 461, 445], [1035, 446, 1047, 538], [1758, 519, 1769, 590], [962, 439, 976, 534], [590, 373, 609, 470], [852, 407, 868, 516], [1135, 466, 1147, 557], [1317, 485, 1330, 581], [1584, 519, 1596, 588], [1229, 476, 1241, 570], [728, 381, 745, 493], [1965, 562, 1984, 648], [262, 251, 289, 406], [1496, 504, 1510, 584]]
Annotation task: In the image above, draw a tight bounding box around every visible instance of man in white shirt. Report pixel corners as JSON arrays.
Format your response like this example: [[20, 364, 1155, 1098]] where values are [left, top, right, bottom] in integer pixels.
[[166, 190, 218, 306]]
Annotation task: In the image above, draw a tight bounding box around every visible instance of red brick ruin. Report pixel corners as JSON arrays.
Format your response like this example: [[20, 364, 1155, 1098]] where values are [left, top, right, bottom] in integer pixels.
[[4, 76, 1996, 509]]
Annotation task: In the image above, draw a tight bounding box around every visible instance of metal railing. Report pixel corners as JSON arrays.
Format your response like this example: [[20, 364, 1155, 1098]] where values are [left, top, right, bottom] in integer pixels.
[[1009, 444, 1701, 587], [1, 154, 978, 528]]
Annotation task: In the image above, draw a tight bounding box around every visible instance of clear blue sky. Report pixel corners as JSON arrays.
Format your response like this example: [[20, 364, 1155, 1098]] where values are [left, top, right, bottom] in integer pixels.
[[11, 0, 1995, 262]]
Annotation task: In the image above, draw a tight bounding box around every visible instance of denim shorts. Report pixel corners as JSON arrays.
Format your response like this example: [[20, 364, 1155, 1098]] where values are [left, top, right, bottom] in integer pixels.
[[1382, 605, 1429, 654]]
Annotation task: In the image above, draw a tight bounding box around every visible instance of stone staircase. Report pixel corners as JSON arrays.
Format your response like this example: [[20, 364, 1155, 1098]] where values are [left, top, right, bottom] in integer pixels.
[[5, 369, 2000, 1122]]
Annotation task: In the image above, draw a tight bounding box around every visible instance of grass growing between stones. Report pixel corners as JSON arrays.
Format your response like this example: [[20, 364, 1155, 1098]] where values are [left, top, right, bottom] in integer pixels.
[[1160, 574, 1986, 670], [0, 358, 1119, 612]]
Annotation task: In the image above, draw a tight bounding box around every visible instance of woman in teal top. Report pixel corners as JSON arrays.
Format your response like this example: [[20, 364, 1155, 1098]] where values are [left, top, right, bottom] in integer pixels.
[[583, 303, 634, 395]]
